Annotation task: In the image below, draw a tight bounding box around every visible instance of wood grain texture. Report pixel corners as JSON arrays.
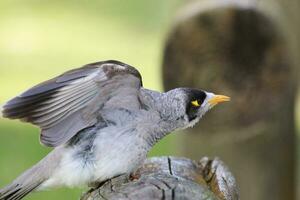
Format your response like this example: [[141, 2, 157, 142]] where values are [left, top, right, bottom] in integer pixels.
[[81, 157, 239, 200]]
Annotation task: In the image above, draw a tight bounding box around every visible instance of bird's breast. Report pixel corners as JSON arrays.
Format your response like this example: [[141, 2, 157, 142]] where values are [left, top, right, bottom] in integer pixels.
[[92, 126, 148, 182]]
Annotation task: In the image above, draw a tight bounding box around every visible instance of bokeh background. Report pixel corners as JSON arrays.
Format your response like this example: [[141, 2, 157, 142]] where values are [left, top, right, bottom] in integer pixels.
[[0, 1, 183, 199], [0, 0, 299, 200]]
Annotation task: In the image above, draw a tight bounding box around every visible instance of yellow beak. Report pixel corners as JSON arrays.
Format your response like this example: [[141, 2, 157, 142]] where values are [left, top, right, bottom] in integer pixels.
[[208, 95, 230, 106]]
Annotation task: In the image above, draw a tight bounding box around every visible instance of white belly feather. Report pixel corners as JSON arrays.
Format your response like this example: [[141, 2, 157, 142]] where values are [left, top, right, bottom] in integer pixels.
[[40, 126, 147, 189]]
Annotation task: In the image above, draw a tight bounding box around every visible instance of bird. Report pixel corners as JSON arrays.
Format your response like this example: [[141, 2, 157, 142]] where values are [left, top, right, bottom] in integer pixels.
[[0, 60, 230, 200]]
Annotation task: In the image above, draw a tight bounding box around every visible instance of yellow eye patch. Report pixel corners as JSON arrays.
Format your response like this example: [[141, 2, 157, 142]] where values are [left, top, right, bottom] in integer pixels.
[[191, 100, 201, 107]]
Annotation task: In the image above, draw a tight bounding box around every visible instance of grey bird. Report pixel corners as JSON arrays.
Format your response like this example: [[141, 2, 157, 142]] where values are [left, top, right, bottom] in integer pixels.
[[0, 60, 230, 200]]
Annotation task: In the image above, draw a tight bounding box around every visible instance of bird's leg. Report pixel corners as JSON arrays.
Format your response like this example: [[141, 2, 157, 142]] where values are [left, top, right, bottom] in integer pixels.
[[129, 170, 141, 181]]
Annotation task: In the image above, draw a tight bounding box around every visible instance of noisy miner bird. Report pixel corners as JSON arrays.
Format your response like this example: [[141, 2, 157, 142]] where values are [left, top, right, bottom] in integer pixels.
[[0, 60, 230, 200]]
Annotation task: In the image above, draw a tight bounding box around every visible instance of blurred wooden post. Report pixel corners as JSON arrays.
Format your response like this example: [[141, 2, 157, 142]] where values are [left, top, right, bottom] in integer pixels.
[[162, 0, 299, 200]]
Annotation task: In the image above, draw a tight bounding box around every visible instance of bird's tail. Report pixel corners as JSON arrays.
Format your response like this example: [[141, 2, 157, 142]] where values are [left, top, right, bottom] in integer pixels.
[[0, 164, 45, 200], [0, 150, 60, 200]]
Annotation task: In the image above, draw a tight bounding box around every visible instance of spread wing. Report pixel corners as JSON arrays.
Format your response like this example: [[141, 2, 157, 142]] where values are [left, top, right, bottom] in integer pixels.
[[2, 60, 143, 147]]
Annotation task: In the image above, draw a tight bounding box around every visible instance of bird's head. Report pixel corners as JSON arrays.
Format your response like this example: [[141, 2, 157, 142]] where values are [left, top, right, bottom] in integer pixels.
[[160, 88, 230, 130]]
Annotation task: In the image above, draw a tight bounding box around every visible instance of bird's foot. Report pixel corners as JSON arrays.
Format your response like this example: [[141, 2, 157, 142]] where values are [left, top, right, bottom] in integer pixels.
[[129, 171, 141, 181]]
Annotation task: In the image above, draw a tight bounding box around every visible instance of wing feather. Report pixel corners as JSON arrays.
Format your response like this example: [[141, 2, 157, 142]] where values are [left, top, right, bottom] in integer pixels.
[[33, 91, 96, 126], [2, 60, 142, 147], [33, 84, 97, 114]]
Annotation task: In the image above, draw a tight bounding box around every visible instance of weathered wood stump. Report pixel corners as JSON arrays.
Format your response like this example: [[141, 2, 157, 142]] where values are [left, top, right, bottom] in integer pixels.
[[162, 1, 298, 200], [81, 157, 239, 200]]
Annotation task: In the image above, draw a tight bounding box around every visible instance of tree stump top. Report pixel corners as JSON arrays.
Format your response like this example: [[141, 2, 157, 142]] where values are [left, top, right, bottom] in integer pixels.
[[81, 156, 239, 200]]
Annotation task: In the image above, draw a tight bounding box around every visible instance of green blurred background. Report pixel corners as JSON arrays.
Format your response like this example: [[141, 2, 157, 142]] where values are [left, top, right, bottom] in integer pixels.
[[0, 1, 299, 200], [0, 1, 183, 199]]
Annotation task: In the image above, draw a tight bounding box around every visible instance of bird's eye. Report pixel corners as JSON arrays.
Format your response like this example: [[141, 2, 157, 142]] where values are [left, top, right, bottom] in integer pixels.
[[191, 100, 201, 107]]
